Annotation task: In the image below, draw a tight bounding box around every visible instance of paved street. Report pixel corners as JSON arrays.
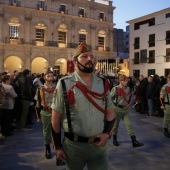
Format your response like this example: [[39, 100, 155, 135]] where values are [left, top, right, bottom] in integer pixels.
[[0, 107, 170, 170]]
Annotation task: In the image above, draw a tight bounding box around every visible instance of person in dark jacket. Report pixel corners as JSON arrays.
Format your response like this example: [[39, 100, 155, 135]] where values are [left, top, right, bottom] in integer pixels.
[[155, 76, 167, 117], [146, 75, 155, 116], [138, 75, 148, 114], [17, 69, 33, 128]]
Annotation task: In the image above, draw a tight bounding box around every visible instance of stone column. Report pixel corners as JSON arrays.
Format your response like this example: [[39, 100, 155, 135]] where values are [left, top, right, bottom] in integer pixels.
[[0, 11, 4, 43], [24, 14, 32, 44], [24, 51, 31, 70], [0, 48, 4, 72]]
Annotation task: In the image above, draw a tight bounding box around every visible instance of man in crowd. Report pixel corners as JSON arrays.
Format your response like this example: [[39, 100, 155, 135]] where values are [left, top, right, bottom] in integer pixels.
[[34, 68, 56, 159], [111, 74, 144, 148], [160, 74, 170, 138]]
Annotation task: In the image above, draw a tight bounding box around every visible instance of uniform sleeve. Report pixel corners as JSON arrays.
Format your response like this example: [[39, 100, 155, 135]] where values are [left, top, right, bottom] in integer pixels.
[[160, 85, 166, 96], [51, 79, 64, 114]]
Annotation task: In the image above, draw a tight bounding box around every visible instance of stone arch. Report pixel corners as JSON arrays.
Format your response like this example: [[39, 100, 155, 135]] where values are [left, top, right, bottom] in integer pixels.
[[4, 56, 24, 73], [8, 16, 21, 25], [31, 57, 48, 74], [58, 23, 68, 29], [53, 58, 70, 75], [98, 29, 106, 36]]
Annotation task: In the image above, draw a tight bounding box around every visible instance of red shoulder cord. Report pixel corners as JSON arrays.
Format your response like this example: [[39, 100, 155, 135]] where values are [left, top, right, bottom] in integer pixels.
[[42, 87, 55, 113], [68, 80, 110, 114], [119, 88, 131, 104]]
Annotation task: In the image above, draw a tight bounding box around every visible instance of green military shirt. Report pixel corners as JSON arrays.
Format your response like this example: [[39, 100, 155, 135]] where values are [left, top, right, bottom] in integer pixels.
[[160, 83, 170, 103], [51, 71, 114, 137], [34, 83, 56, 108], [110, 84, 131, 106]]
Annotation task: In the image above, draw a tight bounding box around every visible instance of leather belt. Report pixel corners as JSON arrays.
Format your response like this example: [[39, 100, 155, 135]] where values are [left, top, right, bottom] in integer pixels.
[[64, 132, 97, 144], [114, 103, 124, 108]]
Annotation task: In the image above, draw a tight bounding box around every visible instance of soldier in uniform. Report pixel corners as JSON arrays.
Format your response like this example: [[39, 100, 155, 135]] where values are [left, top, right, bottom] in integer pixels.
[[160, 74, 170, 138], [110, 75, 144, 147], [51, 42, 116, 170], [34, 68, 56, 159]]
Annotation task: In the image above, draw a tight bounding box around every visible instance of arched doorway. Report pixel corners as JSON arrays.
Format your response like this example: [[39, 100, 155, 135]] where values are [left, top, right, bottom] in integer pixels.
[[31, 57, 48, 74], [54, 58, 67, 75], [4, 56, 24, 73]]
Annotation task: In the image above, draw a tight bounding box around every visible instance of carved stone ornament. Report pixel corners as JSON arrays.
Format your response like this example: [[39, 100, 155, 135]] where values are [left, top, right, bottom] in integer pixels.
[[89, 24, 96, 30]]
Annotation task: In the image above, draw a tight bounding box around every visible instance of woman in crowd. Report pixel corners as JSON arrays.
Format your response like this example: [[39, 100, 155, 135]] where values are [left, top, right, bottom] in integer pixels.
[[1, 75, 17, 136]]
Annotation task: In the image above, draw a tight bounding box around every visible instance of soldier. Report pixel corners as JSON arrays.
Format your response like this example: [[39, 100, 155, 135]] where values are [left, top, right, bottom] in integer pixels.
[[34, 68, 56, 159], [110, 74, 144, 147], [51, 42, 116, 170], [160, 74, 170, 138]]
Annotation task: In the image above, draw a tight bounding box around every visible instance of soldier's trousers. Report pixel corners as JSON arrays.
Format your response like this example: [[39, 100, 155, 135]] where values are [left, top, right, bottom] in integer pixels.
[[113, 107, 135, 136], [40, 110, 52, 144], [163, 105, 170, 128], [63, 137, 108, 170]]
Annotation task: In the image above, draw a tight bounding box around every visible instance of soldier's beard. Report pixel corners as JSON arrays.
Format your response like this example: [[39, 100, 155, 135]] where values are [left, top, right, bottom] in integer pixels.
[[76, 60, 94, 73]]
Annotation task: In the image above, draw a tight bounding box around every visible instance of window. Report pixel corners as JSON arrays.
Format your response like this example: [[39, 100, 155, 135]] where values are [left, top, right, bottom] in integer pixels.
[[166, 13, 170, 18], [98, 36, 104, 49], [79, 8, 85, 17], [140, 49, 147, 63], [148, 34, 155, 47], [134, 52, 139, 64], [165, 69, 170, 77], [11, 0, 19, 6], [148, 50, 155, 63], [133, 70, 140, 78], [98, 30, 106, 51], [60, 4, 66, 14], [148, 69, 155, 77], [58, 31, 66, 44], [166, 48, 170, 62], [9, 26, 19, 39], [8, 17, 21, 44], [38, 0, 45, 10], [166, 31, 170, 44], [134, 18, 155, 30], [36, 29, 45, 42], [79, 34, 86, 44], [134, 37, 140, 49], [58, 24, 67, 48], [99, 12, 104, 21]]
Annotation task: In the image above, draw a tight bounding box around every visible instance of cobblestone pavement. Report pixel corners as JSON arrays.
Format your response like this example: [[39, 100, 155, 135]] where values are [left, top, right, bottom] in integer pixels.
[[0, 108, 170, 170]]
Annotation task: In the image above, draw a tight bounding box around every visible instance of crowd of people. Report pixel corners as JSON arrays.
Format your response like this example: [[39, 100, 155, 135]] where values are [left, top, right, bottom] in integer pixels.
[[0, 42, 170, 169]]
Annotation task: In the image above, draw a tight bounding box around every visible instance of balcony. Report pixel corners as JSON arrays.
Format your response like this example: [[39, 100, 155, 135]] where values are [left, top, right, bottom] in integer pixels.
[[4, 37, 24, 44]]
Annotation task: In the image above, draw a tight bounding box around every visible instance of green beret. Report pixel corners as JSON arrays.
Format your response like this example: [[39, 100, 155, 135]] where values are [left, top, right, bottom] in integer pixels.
[[119, 75, 127, 81], [73, 41, 92, 58]]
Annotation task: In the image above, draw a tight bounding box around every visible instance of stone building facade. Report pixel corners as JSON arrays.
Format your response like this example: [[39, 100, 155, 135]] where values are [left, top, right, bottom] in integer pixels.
[[127, 7, 170, 78], [0, 0, 115, 75]]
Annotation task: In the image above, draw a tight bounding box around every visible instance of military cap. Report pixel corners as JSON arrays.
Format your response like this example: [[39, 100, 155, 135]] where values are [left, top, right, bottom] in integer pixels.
[[45, 67, 53, 75], [73, 41, 92, 58], [119, 74, 128, 81]]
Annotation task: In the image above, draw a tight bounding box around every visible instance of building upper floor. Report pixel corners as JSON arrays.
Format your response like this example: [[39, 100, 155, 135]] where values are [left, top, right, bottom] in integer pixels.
[[0, 0, 115, 23], [0, 0, 115, 52], [127, 7, 170, 65]]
